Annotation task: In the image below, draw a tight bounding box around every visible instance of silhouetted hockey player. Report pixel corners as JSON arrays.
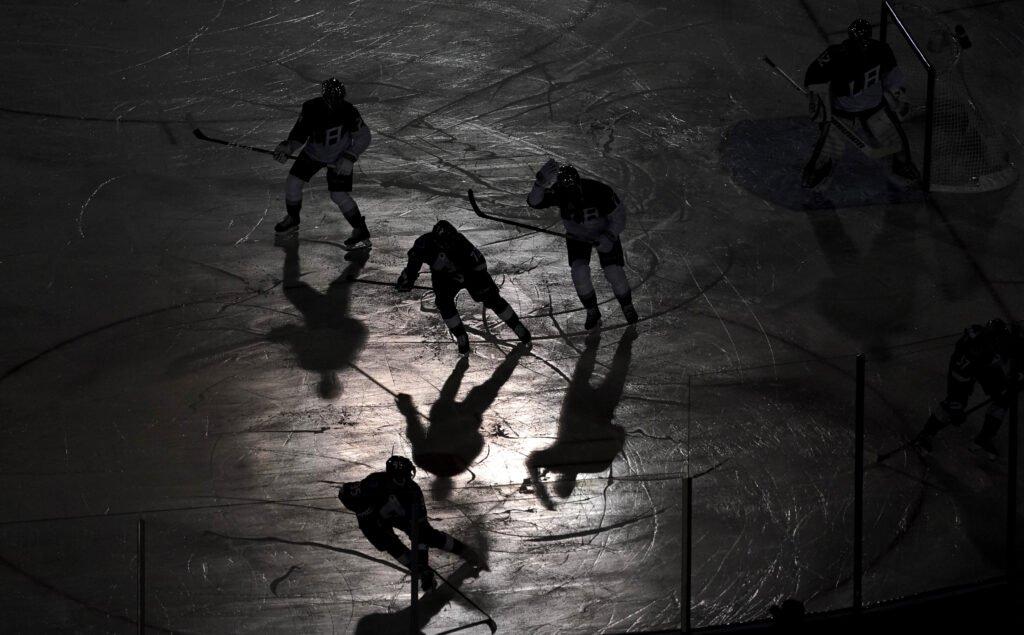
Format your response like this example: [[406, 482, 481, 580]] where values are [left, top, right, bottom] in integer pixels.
[[396, 220, 531, 355], [802, 19, 919, 190], [273, 77, 372, 249], [527, 161, 637, 330], [914, 319, 1023, 459], [339, 456, 485, 592]]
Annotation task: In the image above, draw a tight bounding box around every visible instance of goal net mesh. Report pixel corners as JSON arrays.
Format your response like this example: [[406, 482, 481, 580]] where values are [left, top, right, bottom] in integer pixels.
[[882, 2, 1017, 192]]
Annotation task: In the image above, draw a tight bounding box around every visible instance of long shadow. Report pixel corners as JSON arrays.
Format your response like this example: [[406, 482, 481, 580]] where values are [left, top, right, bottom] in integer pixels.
[[266, 239, 369, 399], [353, 559, 485, 635], [525, 328, 637, 510], [398, 344, 528, 500], [354, 527, 491, 635], [808, 201, 921, 359]]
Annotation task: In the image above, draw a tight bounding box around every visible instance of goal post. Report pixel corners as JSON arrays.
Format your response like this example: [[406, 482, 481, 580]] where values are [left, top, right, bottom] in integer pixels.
[[880, 1, 1017, 193]]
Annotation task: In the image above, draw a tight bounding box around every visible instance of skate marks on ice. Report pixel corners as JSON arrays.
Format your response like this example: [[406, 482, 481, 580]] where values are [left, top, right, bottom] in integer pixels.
[[265, 239, 369, 399], [721, 117, 925, 210], [399, 345, 528, 500]]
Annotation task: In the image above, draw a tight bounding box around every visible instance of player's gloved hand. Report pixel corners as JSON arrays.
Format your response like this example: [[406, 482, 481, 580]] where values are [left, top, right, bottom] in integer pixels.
[[396, 271, 414, 291], [807, 93, 827, 123], [596, 231, 616, 253], [334, 152, 356, 176], [887, 87, 911, 120], [273, 141, 292, 163], [535, 158, 560, 188]]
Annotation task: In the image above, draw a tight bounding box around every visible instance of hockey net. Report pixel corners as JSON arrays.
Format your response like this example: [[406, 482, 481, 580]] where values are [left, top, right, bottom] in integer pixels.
[[881, 1, 1017, 193]]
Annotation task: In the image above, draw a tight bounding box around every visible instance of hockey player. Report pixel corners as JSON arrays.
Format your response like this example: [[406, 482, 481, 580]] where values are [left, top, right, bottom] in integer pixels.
[[802, 19, 919, 189], [914, 319, 1023, 459], [527, 161, 638, 330], [273, 77, 372, 249], [339, 456, 485, 591], [396, 220, 531, 355]]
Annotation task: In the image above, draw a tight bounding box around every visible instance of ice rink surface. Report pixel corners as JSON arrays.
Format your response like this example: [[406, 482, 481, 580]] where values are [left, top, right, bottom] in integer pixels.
[[1, 0, 1022, 632]]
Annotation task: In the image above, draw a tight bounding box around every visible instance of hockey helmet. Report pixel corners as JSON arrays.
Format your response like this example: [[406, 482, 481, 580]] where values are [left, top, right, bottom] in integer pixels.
[[554, 164, 582, 200], [386, 455, 416, 483], [847, 19, 872, 43], [322, 77, 347, 107]]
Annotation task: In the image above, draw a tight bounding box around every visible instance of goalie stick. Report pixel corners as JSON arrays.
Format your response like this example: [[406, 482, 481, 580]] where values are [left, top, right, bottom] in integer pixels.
[[467, 189, 567, 239], [192, 127, 299, 161], [761, 55, 890, 159]]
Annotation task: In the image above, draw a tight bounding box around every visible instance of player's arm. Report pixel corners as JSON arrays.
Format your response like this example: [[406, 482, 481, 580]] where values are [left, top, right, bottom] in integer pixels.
[[275, 105, 311, 162], [804, 48, 834, 121], [527, 159, 560, 208], [396, 238, 427, 290], [879, 44, 910, 118]]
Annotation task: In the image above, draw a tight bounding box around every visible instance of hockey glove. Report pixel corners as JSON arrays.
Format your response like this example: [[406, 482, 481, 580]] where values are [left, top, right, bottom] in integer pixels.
[[596, 231, 616, 253], [273, 141, 292, 164], [396, 271, 415, 292], [535, 158, 560, 188], [334, 152, 357, 176]]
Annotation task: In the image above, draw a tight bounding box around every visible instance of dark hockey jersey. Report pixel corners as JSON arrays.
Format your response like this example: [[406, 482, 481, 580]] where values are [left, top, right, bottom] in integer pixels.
[[949, 323, 1024, 386], [400, 231, 487, 284], [287, 96, 371, 164], [527, 178, 626, 243], [805, 39, 904, 114], [339, 472, 428, 524]]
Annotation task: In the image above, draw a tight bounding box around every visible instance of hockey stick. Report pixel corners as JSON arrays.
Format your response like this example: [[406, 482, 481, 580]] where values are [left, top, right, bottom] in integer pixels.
[[761, 56, 889, 159], [425, 562, 497, 633], [347, 277, 432, 292], [467, 189, 567, 239], [192, 128, 299, 161], [875, 396, 994, 463]]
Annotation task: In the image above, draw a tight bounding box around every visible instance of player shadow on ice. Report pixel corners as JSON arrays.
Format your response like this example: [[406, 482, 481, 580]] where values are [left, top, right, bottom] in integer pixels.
[[523, 328, 636, 510], [806, 202, 921, 358], [398, 344, 528, 500], [354, 527, 491, 635], [354, 559, 483, 635], [266, 238, 369, 399], [721, 117, 925, 211]]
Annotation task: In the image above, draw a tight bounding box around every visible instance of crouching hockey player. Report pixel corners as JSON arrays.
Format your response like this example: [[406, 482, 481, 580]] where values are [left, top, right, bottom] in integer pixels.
[[527, 160, 638, 330], [802, 19, 919, 190], [914, 319, 1023, 459], [273, 78, 373, 249], [339, 456, 486, 591], [396, 220, 531, 355]]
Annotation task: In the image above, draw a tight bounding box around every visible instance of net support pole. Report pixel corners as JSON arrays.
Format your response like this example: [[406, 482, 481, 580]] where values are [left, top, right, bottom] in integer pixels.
[[410, 508, 420, 634], [923, 69, 935, 192], [854, 354, 865, 613], [681, 475, 692, 632], [1008, 382, 1019, 585], [138, 518, 145, 635]]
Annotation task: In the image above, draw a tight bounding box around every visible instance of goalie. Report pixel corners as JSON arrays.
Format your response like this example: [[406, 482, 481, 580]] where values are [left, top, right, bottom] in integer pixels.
[[802, 19, 919, 190]]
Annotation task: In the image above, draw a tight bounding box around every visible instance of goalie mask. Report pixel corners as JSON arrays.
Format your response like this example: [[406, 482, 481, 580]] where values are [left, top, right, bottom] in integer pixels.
[[322, 77, 347, 108], [386, 455, 416, 484], [847, 19, 872, 47]]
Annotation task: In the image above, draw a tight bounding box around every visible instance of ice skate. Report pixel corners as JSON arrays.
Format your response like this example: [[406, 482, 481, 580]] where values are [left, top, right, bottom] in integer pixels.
[[456, 332, 470, 356], [584, 308, 602, 331], [275, 214, 300, 234], [341, 217, 371, 251], [621, 303, 639, 324], [513, 322, 532, 344]]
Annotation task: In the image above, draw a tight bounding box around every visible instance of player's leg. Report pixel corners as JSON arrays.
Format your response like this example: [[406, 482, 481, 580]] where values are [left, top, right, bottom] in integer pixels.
[[567, 239, 601, 329], [915, 373, 973, 452], [276, 156, 321, 233], [434, 275, 470, 355], [972, 375, 1008, 458], [870, 104, 919, 183], [598, 240, 638, 324], [416, 522, 487, 570], [473, 277, 531, 343], [326, 168, 370, 249], [802, 121, 842, 190]]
